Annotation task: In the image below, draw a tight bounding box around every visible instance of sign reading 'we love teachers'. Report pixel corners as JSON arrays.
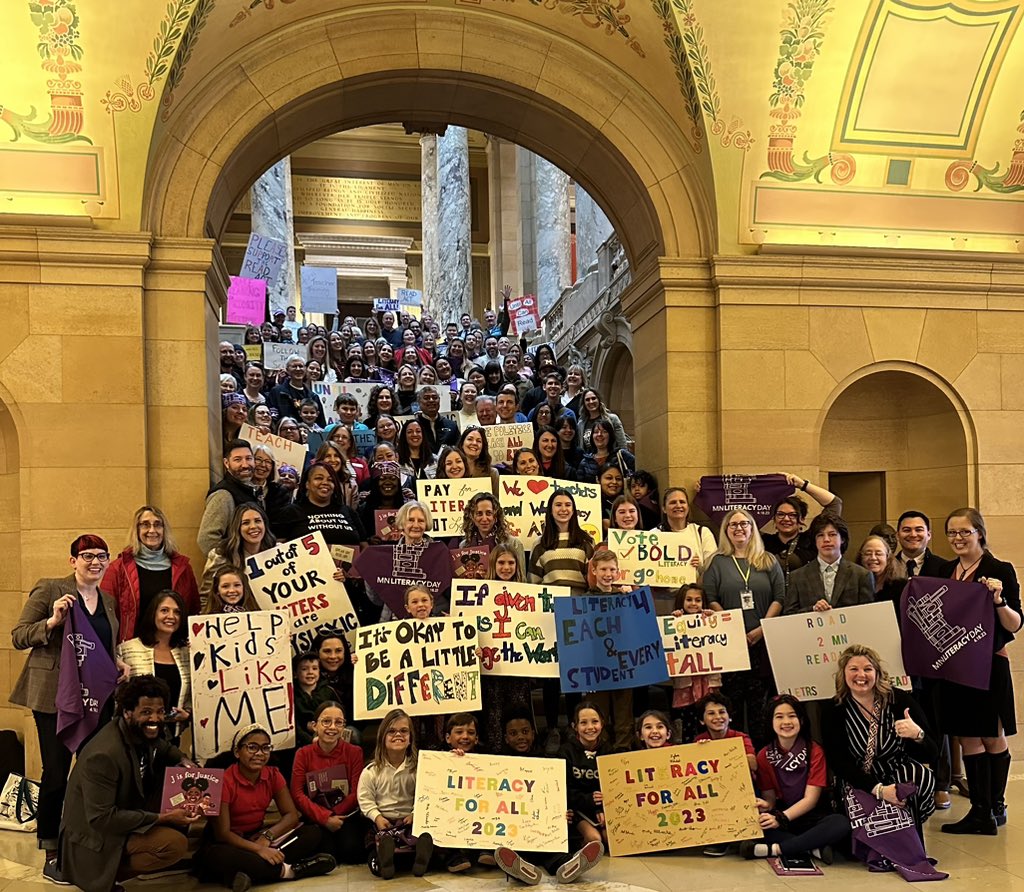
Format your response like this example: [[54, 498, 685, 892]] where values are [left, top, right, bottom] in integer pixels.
[[498, 475, 602, 544]]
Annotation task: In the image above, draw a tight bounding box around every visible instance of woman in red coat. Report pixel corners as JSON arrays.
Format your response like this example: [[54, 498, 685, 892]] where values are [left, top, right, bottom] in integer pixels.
[[102, 505, 200, 642]]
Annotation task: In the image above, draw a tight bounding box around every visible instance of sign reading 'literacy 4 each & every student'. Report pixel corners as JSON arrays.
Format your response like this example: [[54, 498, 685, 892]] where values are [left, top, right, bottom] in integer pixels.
[[413, 752, 568, 853], [661, 609, 750, 676], [761, 601, 910, 701], [498, 475, 602, 544], [352, 617, 481, 720], [599, 738, 760, 856], [608, 528, 698, 587], [245, 532, 359, 653], [555, 587, 668, 692], [453, 580, 568, 679]]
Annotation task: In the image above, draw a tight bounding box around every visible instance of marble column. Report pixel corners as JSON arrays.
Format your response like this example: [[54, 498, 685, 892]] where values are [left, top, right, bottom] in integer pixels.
[[249, 156, 297, 317], [419, 133, 439, 308], [533, 154, 571, 314], [574, 186, 614, 282], [487, 136, 524, 300], [434, 126, 473, 325]]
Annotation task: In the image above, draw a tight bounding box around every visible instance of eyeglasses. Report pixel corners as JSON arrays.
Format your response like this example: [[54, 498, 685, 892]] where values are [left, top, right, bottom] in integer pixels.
[[386, 729, 411, 738], [727, 521, 752, 530], [77, 552, 110, 564], [138, 521, 164, 530], [946, 529, 977, 540], [242, 743, 274, 754], [774, 512, 799, 521]]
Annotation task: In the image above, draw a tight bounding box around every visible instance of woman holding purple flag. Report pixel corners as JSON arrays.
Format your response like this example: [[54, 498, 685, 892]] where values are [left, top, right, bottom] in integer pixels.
[[9, 534, 129, 882], [938, 507, 1021, 835]]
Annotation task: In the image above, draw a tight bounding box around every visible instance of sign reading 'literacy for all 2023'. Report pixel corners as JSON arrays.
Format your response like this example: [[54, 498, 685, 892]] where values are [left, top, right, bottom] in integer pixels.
[[608, 528, 698, 587], [661, 609, 750, 676]]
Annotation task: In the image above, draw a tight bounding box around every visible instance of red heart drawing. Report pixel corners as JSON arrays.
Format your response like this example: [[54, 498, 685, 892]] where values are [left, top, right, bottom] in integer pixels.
[[527, 480, 549, 494], [192, 622, 204, 636], [199, 718, 209, 728]]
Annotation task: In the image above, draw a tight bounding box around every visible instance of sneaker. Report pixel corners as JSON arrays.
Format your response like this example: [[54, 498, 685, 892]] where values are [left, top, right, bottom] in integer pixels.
[[545, 727, 562, 756], [739, 840, 757, 860], [291, 853, 336, 880], [496, 847, 542, 885], [446, 852, 472, 873], [814, 845, 834, 865], [477, 852, 497, 867], [378, 835, 396, 879], [231, 873, 252, 892], [994, 806, 1008, 827], [702, 843, 731, 857], [555, 840, 603, 883], [412, 832, 433, 877], [43, 859, 70, 886]]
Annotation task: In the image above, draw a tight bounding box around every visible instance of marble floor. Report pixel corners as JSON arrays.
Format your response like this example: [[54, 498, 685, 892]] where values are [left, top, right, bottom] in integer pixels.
[[6, 779, 1024, 892]]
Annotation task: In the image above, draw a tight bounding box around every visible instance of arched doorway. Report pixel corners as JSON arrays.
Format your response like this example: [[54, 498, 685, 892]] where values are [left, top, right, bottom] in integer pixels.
[[819, 368, 974, 555], [598, 342, 635, 446]]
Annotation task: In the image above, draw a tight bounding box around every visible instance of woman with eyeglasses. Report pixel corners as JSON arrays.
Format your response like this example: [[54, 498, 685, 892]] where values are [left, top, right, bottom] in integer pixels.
[[703, 509, 785, 746], [11, 535, 129, 876], [936, 507, 1021, 835], [761, 474, 844, 584]]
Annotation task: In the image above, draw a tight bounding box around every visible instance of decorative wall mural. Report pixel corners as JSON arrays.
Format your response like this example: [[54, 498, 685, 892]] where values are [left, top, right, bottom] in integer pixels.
[[161, 0, 215, 119], [946, 110, 1024, 193], [529, 0, 645, 56], [230, 0, 301, 28], [651, 0, 703, 151]]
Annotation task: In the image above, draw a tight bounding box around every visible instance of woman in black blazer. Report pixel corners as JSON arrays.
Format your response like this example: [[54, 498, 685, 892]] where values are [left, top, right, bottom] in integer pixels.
[[936, 507, 1022, 835]]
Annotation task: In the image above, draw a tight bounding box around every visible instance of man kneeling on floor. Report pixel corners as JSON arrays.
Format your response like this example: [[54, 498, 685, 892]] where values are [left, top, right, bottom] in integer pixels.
[[59, 674, 198, 891]]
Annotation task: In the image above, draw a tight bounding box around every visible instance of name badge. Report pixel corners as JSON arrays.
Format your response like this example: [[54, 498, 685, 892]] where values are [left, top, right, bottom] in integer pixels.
[[740, 589, 755, 611]]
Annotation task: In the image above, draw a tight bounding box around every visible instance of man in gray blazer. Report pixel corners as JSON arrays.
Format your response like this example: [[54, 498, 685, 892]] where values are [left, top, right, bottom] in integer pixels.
[[783, 512, 875, 614]]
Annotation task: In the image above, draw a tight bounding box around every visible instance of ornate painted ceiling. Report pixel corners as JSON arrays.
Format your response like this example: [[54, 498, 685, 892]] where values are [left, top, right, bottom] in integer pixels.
[[2, 0, 1022, 253]]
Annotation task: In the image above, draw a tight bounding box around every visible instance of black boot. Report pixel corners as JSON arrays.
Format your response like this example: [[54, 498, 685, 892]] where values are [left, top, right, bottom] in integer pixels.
[[942, 752, 996, 835], [989, 749, 1011, 827]]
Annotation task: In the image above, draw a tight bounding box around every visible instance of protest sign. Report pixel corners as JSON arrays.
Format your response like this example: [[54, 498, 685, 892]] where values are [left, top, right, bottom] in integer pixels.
[[311, 381, 376, 423], [608, 528, 699, 587], [161, 767, 225, 817], [453, 580, 566, 678], [420, 477, 493, 535], [485, 422, 534, 466], [373, 297, 400, 313], [264, 342, 307, 370], [239, 423, 308, 473], [450, 546, 490, 579], [300, 265, 337, 314], [900, 577, 995, 690], [397, 287, 422, 319], [598, 738, 760, 855], [245, 532, 360, 653], [555, 587, 667, 692], [694, 474, 794, 528], [226, 276, 266, 326], [190, 611, 294, 760], [244, 344, 262, 361], [508, 295, 540, 335], [661, 609, 750, 676], [353, 541, 454, 617], [761, 602, 910, 700], [240, 233, 287, 286], [414, 751, 567, 852], [353, 618, 481, 720], [498, 475, 602, 544]]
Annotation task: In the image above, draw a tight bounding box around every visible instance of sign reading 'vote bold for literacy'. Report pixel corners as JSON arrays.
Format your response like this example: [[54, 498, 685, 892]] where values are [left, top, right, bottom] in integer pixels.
[[419, 478, 494, 535], [353, 617, 481, 720], [190, 611, 294, 760], [414, 752, 567, 853], [555, 587, 667, 692], [609, 529, 698, 587], [453, 580, 568, 678], [661, 609, 750, 676], [761, 601, 910, 701], [499, 475, 602, 544], [245, 532, 359, 653], [599, 739, 761, 856]]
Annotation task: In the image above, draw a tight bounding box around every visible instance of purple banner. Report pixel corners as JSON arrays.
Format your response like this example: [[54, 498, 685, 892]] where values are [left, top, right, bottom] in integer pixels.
[[354, 541, 453, 618], [900, 576, 995, 690], [55, 599, 118, 752], [694, 474, 794, 528]]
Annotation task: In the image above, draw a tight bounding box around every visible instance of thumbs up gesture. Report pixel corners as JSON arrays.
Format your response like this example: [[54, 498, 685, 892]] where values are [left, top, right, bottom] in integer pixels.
[[894, 707, 922, 741]]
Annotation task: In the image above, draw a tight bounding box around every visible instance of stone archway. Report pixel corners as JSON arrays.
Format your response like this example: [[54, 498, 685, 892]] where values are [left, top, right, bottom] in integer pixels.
[[597, 342, 636, 447]]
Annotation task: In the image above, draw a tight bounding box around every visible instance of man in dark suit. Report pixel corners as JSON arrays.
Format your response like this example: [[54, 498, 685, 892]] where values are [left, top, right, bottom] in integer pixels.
[[896, 510, 946, 578], [60, 675, 198, 892], [415, 385, 459, 447], [783, 512, 875, 615]]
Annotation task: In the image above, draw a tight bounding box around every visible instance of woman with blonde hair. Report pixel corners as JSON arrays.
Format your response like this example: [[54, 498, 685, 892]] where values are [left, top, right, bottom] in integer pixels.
[[103, 505, 200, 642]]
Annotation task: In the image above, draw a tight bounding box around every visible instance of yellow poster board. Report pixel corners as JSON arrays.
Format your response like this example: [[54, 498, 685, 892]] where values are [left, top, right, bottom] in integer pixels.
[[597, 738, 760, 855]]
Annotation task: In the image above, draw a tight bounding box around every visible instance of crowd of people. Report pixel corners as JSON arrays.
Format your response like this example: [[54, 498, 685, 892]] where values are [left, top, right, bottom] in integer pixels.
[[10, 301, 1022, 892]]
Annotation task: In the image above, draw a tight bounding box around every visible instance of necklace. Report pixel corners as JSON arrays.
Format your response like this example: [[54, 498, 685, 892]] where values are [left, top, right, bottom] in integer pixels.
[[955, 557, 982, 581]]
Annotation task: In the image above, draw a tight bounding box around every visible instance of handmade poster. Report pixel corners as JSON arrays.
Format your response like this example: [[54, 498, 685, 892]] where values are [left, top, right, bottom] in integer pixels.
[[311, 381, 376, 423], [498, 475, 602, 544], [485, 422, 535, 466], [239, 422, 308, 473], [240, 233, 287, 286], [352, 541, 454, 617], [353, 617, 481, 720], [397, 287, 422, 319], [245, 532, 360, 652], [374, 508, 400, 542], [694, 474, 794, 528], [56, 599, 118, 752], [450, 546, 490, 579], [373, 297, 400, 313], [226, 276, 267, 326], [413, 751, 567, 852], [900, 576, 995, 690], [453, 580, 567, 678], [608, 528, 699, 587], [661, 609, 750, 676], [555, 587, 667, 692], [263, 341, 308, 370], [508, 295, 540, 335], [160, 767, 225, 817], [419, 477, 493, 535], [598, 738, 761, 856], [300, 265, 337, 314], [190, 611, 294, 760], [243, 344, 262, 361], [761, 602, 910, 701]]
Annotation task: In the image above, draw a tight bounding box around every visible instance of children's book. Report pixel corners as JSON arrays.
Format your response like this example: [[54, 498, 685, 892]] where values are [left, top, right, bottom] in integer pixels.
[[160, 767, 225, 817]]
